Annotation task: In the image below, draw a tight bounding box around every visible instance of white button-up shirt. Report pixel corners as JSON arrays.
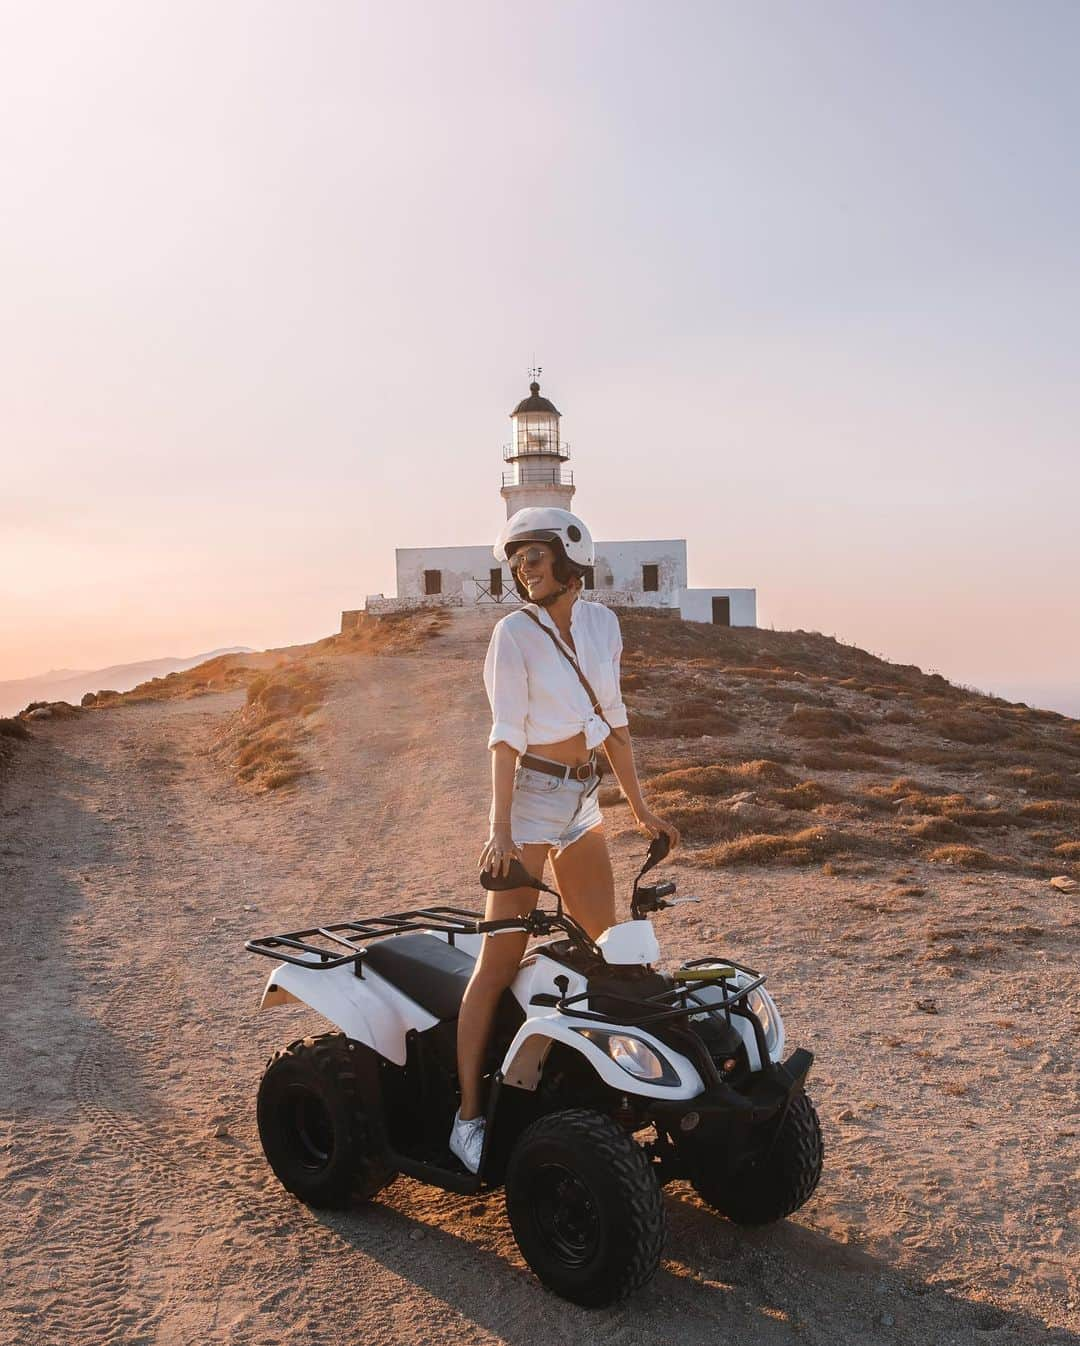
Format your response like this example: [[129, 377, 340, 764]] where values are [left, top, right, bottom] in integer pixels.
[[483, 600, 629, 754]]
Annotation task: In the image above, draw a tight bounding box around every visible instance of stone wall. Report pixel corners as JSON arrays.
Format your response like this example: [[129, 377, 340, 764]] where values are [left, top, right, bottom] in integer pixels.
[[362, 594, 465, 617]]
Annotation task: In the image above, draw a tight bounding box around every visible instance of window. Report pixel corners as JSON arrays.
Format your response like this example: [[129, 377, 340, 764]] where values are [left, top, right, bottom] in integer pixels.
[[642, 564, 659, 592], [423, 569, 442, 596], [582, 565, 595, 591], [712, 596, 731, 626], [489, 567, 503, 597]]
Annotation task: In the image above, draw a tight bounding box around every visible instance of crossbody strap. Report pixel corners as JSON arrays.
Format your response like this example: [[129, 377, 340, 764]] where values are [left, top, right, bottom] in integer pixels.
[[520, 608, 627, 746]]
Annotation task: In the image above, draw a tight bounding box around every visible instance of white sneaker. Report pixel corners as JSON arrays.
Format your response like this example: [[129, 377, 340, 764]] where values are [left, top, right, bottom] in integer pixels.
[[449, 1109, 486, 1174]]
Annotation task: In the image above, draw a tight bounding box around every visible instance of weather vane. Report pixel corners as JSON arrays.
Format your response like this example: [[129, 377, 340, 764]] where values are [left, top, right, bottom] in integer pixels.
[[528, 361, 542, 383]]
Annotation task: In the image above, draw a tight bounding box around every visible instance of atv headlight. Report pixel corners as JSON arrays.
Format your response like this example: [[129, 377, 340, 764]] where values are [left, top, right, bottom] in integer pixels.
[[746, 989, 780, 1057], [572, 1029, 680, 1085]]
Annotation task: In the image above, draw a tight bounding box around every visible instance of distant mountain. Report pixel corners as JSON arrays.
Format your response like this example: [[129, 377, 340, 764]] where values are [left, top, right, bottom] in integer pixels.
[[0, 649, 254, 716]]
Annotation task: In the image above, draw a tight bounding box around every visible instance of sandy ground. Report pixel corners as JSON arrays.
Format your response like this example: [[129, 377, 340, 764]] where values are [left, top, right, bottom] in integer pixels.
[[1, 609, 1077, 1346]]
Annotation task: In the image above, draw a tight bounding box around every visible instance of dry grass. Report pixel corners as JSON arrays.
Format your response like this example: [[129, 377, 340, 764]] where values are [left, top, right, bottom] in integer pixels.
[[688, 826, 858, 868], [927, 844, 1004, 871], [866, 776, 949, 801], [843, 734, 900, 757], [767, 781, 836, 810], [929, 713, 1015, 746], [645, 759, 797, 796], [320, 608, 450, 656], [995, 766, 1080, 799], [908, 817, 971, 843], [782, 706, 864, 739], [1019, 800, 1080, 823], [99, 654, 255, 706], [644, 793, 757, 844], [617, 615, 1064, 881], [1051, 840, 1080, 858], [720, 665, 791, 680], [883, 708, 915, 725], [216, 665, 329, 792]]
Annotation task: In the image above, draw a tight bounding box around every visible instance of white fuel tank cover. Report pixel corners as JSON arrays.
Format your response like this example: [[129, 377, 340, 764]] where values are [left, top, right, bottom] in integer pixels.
[[595, 920, 661, 967]]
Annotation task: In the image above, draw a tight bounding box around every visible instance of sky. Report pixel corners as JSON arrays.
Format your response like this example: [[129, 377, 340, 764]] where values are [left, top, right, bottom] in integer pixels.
[[1, 1, 1077, 713]]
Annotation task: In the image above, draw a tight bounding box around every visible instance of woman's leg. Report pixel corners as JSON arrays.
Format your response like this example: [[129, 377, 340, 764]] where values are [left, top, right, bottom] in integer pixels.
[[550, 824, 616, 939], [456, 842, 550, 1120]]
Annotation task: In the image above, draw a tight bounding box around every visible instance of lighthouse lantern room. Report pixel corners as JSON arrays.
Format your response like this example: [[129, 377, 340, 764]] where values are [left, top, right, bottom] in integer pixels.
[[500, 371, 575, 517]]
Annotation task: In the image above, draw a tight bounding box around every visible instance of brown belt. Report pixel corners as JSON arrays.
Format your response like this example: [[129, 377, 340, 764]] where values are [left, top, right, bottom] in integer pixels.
[[519, 752, 598, 782]]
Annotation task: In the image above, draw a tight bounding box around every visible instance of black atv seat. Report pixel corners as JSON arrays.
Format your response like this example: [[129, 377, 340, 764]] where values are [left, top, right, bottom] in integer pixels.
[[362, 933, 477, 1021]]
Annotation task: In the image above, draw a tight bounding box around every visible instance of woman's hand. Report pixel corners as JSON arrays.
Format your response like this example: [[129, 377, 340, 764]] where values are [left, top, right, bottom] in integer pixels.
[[478, 823, 521, 878], [632, 806, 680, 850]]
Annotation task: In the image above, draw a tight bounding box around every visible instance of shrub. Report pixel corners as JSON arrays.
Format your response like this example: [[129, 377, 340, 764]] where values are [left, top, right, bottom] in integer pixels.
[[691, 826, 857, 868], [907, 745, 984, 769], [927, 845, 1001, 870], [844, 735, 900, 757], [1020, 800, 1080, 823], [646, 759, 797, 796], [738, 759, 802, 784], [867, 777, 948, 801], [1052, 840, 1080, 858], [782, 706, 864, 739], [910, 817, 969, 842], [720, 665, 788, 680], [766, 781, 835, 811], [649, 794, 751, 843], [929, 714, 1013, 746], [997, 769, 1080, 800], [668, 708, 741, 737], [0, 717, 31, 740], [897, 791, 973, 817], [246, 674, 270, 704]]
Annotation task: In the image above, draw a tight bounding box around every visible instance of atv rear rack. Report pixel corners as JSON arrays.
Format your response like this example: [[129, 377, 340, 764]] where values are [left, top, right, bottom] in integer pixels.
[[246, 906, 484, 970]]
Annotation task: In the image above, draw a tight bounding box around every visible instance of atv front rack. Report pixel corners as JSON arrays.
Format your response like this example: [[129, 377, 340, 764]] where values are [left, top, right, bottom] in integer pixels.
[[535, 956, 766, 1030], [246, 906, 484, 970]]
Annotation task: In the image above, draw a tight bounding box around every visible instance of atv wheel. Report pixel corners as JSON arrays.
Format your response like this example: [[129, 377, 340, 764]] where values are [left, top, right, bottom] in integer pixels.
[[689, 1091, 823, 1225], [257, 1033, 395, 1209], [505, 1109, 664, 1307]]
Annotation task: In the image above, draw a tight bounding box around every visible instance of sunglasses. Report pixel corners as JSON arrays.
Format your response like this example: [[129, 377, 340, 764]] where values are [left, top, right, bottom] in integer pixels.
[[507, 545, 551, 573]]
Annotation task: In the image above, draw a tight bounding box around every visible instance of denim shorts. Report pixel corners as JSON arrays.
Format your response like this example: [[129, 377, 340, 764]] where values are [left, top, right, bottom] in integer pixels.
[[500, 754, 604, 856]]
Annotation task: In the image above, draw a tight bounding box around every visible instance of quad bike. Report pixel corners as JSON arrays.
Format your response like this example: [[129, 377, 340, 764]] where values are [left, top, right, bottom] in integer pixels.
[[246, 836, 823, 1307]]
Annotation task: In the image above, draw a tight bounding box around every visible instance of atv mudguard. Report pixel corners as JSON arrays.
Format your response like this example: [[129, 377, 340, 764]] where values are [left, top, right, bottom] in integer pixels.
[[500, 1017, 706, 1100], [258, 961, 439, 1066]]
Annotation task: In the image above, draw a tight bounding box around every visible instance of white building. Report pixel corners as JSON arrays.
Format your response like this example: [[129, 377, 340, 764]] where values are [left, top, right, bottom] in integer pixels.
[[343, 377, 756, 628]]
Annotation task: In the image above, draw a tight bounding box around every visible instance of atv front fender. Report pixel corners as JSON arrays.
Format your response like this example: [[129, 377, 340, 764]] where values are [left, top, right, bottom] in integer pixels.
[[501, 1018, 706, 1100]]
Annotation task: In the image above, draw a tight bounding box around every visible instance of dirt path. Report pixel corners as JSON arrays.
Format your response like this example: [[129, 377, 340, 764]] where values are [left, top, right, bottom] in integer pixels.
[[1, 612, 1076, 1345]]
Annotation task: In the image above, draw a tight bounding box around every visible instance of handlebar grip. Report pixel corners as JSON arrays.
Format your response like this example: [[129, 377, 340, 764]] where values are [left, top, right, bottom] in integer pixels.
[[476, 918, 532, 936]]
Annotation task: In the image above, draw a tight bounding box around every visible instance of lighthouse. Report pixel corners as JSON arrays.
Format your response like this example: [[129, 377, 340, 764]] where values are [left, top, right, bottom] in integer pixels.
[[342, 370, 756, 628], [500, 375, 575, 518]]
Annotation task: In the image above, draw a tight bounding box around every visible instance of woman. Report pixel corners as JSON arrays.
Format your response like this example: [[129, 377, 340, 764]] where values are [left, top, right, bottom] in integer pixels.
[[450, 506, 679, 1172]]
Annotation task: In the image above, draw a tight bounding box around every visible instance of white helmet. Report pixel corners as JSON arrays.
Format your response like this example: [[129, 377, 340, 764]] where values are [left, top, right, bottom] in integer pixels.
[[493, 507, 595, 567]]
